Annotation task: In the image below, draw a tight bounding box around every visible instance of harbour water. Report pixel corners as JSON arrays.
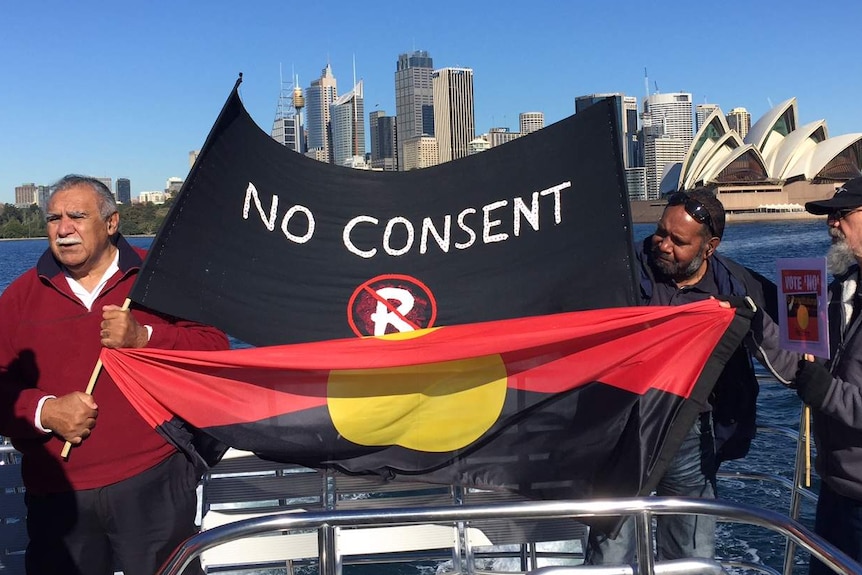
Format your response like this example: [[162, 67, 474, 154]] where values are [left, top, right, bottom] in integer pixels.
[[0, 219, 833, 573]]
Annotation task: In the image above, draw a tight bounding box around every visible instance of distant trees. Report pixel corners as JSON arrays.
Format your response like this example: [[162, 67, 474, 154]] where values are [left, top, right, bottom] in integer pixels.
[[117, 199, 174, 236], [0, 199, 173, 239], [0, 204, 44, 238]]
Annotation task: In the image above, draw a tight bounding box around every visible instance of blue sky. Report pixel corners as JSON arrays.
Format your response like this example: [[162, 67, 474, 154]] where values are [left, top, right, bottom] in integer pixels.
[[2, 0, 860, 204]]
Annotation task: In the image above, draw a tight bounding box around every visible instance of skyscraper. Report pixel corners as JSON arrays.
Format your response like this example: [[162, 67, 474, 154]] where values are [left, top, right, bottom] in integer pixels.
[[486, 127, 520, 147], [695, 103, 719, 132], [305, 64, 338, 163], [271, 73, 305, 153], [116, 178, 131, 204], [726, 107, 752, 139], [330, 81, 366, 167], [644, 93, 693, 143], [165, 177, 183, 196], [519, 112, 544, 135], [575, 93, 640, 169], [642, 92, 693, 199], [369, 110, 397, 171], [14, 183, 37, 207], [432, 67, 475, 164], [395, 50, 434, 171], [401, 135, 439, 170], [96, 177, 113, 198]]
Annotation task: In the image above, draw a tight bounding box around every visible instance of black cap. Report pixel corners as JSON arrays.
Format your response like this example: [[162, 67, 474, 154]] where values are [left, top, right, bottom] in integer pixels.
[[805, 177, 862, 215]]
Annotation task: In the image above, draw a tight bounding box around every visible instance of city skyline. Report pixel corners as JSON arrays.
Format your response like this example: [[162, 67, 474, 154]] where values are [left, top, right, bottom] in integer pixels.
[[2, 0, 860, 204]]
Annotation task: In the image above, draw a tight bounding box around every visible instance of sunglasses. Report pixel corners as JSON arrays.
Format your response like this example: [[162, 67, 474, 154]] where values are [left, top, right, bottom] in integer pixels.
[[828, 207, 862, 221], [667, 192, 716, 237]]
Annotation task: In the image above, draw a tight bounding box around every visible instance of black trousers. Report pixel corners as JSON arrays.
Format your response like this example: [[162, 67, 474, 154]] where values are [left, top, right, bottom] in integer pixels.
[[810, 481, 862, 575], [25, 451, 200, 575]]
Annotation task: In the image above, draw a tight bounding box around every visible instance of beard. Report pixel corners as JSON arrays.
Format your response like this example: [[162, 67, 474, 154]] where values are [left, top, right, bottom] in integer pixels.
[[650, 244, 705, 282], [827, 228, 857, 276]]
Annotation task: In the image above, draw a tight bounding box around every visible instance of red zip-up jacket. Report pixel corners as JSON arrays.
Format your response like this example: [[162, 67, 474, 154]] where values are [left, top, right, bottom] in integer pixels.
[[0, 236, 229, 494]]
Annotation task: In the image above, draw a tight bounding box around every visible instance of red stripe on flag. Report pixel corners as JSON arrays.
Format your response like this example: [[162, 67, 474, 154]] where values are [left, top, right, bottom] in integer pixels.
[[101, 301, 734, 430]]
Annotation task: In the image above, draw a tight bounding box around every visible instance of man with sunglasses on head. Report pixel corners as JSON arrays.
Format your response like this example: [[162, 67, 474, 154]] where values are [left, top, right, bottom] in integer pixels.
[[794, 176, 862, 573], [587, 186, 799, 566]]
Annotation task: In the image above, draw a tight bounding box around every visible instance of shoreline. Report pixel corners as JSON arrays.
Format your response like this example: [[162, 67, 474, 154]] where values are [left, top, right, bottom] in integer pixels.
[[0, 234, 156, 242], [629, 202, 824, 225], [631, 213, 823, 224]]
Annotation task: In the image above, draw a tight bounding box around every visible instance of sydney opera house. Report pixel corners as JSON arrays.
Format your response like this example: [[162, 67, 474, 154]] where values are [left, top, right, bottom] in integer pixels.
[[631, 98, 862, 222]]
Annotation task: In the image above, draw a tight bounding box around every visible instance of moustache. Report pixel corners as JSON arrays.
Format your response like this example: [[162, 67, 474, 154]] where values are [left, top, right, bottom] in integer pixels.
[[55, 238, 82, 246]]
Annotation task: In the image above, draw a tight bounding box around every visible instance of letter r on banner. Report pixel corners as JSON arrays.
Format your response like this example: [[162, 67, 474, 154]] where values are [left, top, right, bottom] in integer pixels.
[[371, 287, 416, 335]]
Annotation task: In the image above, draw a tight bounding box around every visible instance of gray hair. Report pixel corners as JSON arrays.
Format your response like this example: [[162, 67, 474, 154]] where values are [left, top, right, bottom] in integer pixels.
[[49, 174, 118, 219]]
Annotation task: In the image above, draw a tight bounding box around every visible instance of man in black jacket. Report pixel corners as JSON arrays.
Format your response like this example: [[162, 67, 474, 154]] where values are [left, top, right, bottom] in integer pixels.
[[797, 177, 862, 573], [587, 187, 798, 565]]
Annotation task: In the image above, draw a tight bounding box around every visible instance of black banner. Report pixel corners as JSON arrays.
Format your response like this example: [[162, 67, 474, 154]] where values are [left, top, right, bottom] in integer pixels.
[[131, 80, 636, 346]]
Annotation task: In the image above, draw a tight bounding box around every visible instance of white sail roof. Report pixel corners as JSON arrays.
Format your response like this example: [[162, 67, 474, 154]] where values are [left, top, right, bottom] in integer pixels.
[[670, 97, 861, 189]]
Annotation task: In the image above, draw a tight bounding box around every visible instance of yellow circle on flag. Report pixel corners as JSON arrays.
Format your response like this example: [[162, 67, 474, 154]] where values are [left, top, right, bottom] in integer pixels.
[[328, 354, 508, 452], [797, 304, 810, 331]]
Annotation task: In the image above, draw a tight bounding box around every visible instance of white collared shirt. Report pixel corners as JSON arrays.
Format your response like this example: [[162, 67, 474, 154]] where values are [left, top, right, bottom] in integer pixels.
[[64, 249, 120, 311], [841, 271, 860, 330], [36, 249, 150, 433]]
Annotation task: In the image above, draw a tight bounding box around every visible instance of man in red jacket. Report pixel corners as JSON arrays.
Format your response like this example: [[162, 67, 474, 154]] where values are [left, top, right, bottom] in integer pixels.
[[0, 174, 229, 575]]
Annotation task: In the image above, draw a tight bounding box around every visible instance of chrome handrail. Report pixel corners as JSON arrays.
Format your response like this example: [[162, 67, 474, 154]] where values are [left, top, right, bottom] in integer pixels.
[[739, 376, 819, 574], [0, 380, 831, 575], [155, 497, 861, 575]]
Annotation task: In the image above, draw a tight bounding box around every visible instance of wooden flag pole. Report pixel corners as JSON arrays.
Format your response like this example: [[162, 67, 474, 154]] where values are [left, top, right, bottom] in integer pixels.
[[61, 298, 131, 460], [804, 405, 811, 487]]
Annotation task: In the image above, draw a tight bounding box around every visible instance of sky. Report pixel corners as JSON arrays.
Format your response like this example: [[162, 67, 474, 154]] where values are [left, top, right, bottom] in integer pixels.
[[2, 0, 860, 204]]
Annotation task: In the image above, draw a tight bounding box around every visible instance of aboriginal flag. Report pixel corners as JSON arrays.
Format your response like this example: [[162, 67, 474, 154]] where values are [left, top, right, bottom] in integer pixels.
[[101, 300, 749, 501]]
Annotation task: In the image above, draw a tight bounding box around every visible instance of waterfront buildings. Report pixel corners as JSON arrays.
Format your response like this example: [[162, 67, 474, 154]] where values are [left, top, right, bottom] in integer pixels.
[[575, 93, 640, 169], [395, 50, 435, 171], [519, 112, 544, 135], [369, 110, 397, 171], [468, 136, 491, 154], [642, 92, 693, 199], [401, 135, 439, 170], [96, 177, 113, 198], [648, 97, 862, 220], [626, 168, 648, 201], [165, 177, 183, 196], [330, 81, 366, 167], [486, 127, 520, 147], [432, 67, 475, 164], [726, 107, 751, 140], [14, 183, 37, 207], [575, 93, 645, 200], [271, 74, 306, 154], [139, 190, 166, 204], [695, 103, 719, 132], [306, 64, 338, 164], [116, 178, 131, 204]]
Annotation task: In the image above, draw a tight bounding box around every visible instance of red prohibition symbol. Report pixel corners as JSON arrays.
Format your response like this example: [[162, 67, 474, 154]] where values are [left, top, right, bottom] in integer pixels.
[[347, 274, 438, 337]]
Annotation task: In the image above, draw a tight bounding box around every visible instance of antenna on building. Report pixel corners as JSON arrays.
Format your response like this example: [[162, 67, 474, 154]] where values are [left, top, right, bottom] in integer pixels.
[[274, 63, 291, 124], [352, 54, 359, 157], [644, 67, 649, 100], [292, 69, 304, 112], [272, 64, 304, 152]]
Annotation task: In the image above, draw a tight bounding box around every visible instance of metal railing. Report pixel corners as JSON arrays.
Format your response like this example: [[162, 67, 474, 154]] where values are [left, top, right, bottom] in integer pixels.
[[0, 380, 834, 575], [716, 377, 819, 574], [155, 497, 861, 575]]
